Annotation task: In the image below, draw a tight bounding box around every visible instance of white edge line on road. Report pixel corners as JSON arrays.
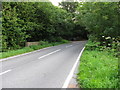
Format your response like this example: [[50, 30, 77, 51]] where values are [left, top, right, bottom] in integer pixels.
[[0, 46, 53, 62], [0, 70, 12, 76], [38, 49, 61, 59], [62, 47, 85, 88]]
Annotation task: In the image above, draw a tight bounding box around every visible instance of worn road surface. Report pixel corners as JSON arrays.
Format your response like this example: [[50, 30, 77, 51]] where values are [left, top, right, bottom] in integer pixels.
[[0, 41, 86, 88]]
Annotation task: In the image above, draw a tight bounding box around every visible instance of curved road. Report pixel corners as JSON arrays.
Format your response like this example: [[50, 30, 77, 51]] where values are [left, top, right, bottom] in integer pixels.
[[0, 41, 86, 88]]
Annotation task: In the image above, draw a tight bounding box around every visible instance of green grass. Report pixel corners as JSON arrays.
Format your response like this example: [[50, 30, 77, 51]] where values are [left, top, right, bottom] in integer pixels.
[[77, 49, 119, 88], [0, 41, 69, 59]]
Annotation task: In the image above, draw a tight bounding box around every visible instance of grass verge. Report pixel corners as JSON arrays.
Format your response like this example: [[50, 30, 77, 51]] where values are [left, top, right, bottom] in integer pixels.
[[0, 40, 69, 59], [77, 42, 119, 88]]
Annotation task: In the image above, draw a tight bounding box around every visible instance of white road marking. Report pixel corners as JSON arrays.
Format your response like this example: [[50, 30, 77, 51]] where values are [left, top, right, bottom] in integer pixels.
[[38, 49, 61, 59], [66, 45, 73, 48], [0, 46, 53, 62], [0, 70, 12, 76], [62, 47, 85, 88]]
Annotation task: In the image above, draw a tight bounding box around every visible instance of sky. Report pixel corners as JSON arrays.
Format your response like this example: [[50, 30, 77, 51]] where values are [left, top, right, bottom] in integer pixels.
[[49, 0, 63, 6], [49, 0, 83, 6]]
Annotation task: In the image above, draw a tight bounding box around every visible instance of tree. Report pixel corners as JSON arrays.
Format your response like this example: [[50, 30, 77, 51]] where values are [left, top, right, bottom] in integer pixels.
[[2, 2, 28, 50], [59, 0, 88, 40], [77, 2, 120, 42], [59, 0, 78, 13]]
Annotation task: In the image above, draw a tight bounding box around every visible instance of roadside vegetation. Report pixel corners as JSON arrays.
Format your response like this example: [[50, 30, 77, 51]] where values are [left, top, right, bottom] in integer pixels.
[[1, 1, 87, 52], [1, 1, 87, 58], [1, 1, 87, 59], [77, 41, 119, 88], [0, 40, 69, 59], [1, 0, 119, 88], [77, 2, 120, 88]]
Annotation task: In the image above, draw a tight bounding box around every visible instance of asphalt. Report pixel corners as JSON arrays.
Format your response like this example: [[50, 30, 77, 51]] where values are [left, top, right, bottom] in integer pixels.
[[0, 41, 86, 88]]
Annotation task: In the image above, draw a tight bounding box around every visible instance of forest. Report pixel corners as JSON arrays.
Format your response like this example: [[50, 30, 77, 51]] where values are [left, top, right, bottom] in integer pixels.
[[1, 1, 87, 51], [1, 0, 120, 88], [1, 1, 119, 51], [1, 1, 119, 52]]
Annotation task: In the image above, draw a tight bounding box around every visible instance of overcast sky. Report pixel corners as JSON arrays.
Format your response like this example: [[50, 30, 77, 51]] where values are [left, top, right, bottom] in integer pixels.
[[49, 0, 62, 6]]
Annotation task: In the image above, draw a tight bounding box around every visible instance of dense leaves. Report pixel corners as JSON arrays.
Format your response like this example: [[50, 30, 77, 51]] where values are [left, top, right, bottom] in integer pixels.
[[2, 2, 27, 51], [1, 1, 120, 88], [2, 2, 85, 51], [59, 0, 78, 13], [76, 2, 120, 42], [2, 2, 119, 53], [76, 2, 120, 88], [59, 0, 88, 40], [78, 48, 119, 88]]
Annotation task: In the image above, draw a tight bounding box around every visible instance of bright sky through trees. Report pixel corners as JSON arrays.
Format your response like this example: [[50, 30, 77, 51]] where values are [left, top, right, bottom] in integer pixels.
[[49, 0, 62, 6]]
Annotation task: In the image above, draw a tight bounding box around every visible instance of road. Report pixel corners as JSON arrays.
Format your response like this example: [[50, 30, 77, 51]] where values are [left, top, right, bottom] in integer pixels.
[[0, 41, 86, 88]]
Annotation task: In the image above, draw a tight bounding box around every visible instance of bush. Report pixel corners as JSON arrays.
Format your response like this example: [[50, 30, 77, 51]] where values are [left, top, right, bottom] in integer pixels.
[[61, 39, 69, 43], [86, 37, 120, 57], [77, 40, 119, 88], [39, 41, 49, 45], [85, 41, 100, 50], [1, 40, 69, 59], [77, 50, 119, 88], [29, 45, 41, 50], [1, 47, 33, 59], [55, 37, 63, 42]]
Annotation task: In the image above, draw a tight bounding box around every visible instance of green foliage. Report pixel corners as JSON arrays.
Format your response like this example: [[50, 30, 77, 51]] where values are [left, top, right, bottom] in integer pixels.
[[59, 0, 78, 13], [59, 1, 88, 40], [77, 49, 119, 88], [2, 2, 30, 51], [86, 36, 120, 58], [2, 2, 80, 51], [0, 10, 2, 52], [61, 39, 69, 43], [0, 41, 69, 59], [85, 41, 100, 50], [77, 35, 120, 88], [29, 45, 42, 50], [39, 41, 49, 45], [78, 40, 119, 88], [0, 47, 33, 59], [77, 2, 119, 42]]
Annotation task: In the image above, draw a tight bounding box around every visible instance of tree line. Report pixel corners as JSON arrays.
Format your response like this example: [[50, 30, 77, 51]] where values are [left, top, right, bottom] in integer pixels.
[[76, 2, 120, 52], [1, 1, 119, 52], [2, 2, 87, 51], [77, 2, 120, 41]]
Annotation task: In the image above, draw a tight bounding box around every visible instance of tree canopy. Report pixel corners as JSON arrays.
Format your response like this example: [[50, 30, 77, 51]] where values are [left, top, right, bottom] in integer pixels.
[[76, 2, 119, 42], [1, 1, 119, 51]]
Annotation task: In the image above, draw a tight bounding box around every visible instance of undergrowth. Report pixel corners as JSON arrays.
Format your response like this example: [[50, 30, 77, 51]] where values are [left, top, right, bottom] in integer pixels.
[[0, 40, 69, 59], [77, 40, 119, 88]]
